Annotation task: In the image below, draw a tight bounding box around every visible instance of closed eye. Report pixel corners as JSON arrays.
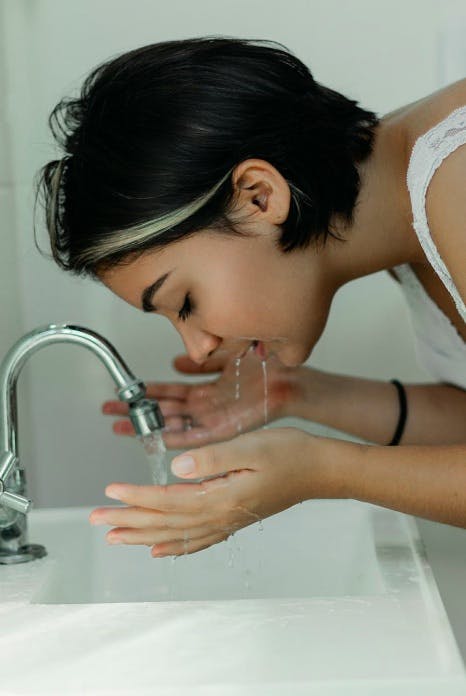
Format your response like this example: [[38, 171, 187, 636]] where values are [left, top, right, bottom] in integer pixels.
[[178, 293, 192, 322]]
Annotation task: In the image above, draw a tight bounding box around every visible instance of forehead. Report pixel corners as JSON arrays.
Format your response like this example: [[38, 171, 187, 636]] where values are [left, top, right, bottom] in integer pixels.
[[98, 247, 169, 306], [98, 230, 259, 306], [97, 232, 216, 302]]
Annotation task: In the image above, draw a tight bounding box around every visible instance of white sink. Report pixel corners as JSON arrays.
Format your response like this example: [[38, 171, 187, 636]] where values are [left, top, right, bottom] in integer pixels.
[[26, 500, 384, 604], [1, 500, 465, 693]]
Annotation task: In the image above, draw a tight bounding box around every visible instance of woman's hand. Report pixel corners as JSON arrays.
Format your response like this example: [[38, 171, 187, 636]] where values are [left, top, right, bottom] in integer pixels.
[[102, 351, 304, 448], [89, 427, 337, 557]]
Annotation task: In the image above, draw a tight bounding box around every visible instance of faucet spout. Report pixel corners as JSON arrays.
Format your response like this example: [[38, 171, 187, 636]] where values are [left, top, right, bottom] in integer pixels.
[[0, 323, 165, 563]]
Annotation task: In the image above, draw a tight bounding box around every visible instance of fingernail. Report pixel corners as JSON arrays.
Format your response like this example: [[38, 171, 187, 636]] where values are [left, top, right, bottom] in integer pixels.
[[172, 455, 195, 476], [107, 535, 122, 545], [106, 487, 122, 500], [89, 516, 105, 526]]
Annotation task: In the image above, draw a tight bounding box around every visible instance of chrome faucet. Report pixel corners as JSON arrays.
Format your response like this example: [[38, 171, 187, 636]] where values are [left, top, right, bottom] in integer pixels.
[[0, 324, 164, 564]]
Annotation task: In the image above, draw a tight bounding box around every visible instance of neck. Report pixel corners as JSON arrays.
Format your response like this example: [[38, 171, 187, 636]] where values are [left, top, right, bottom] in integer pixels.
[[323, 115, 425, 290]]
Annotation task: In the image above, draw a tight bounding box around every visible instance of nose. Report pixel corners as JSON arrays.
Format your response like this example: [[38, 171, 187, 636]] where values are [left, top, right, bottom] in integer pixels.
[[179, 326, 222, 365]]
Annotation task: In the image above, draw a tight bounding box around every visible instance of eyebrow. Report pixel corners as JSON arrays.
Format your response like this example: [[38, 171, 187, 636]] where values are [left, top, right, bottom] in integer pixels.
[[141, 272, 171, 312]]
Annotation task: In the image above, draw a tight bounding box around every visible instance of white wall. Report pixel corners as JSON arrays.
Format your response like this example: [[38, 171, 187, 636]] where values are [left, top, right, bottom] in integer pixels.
[[1, 0, 466, 656], [0, 3, 22, 354]]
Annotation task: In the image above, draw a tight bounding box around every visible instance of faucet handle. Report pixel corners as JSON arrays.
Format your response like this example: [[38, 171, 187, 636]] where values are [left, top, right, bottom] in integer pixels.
[[0, 451, 17, 482], [0, 486, 31, 514], [0, 452, 31, 513]]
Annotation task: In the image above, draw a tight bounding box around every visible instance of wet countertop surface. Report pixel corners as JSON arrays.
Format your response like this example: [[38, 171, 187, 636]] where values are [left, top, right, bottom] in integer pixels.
[[0, 502, 465, 695]]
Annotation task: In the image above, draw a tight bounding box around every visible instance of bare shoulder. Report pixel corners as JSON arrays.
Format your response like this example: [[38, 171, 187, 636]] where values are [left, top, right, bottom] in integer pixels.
[[398, 77, 466, 143]]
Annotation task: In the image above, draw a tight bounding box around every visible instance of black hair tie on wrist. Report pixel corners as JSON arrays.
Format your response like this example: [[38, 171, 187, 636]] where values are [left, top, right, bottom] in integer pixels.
[[388, 380, 407, 446]]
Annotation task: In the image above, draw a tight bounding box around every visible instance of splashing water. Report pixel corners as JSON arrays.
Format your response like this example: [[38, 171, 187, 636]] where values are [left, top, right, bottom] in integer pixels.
[[234, 357, 241, 400], [154, 352, 268, 595], [233, 505, 264, 593], [234, 357, 243, 434], [227, 533, 236, 568], [168, 555, 177, 600], [261, 359, 268, 427], [140, 430, 168, 485]]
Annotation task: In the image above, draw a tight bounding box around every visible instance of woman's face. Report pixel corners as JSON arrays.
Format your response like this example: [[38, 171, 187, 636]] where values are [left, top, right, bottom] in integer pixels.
[[100, 227, 336, 368]]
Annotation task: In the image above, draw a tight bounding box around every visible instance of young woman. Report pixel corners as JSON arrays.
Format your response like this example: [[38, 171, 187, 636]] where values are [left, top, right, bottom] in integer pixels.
[[36, 37, 466, 557]]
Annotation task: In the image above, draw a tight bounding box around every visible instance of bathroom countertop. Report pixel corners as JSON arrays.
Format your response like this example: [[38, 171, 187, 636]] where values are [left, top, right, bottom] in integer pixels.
[[1, 502, 465, 695], [1, 596, 466, 696]]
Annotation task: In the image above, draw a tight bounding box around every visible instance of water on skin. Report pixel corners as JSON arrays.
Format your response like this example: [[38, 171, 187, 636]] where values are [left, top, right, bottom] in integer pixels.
[[169, 555, 177, 600]]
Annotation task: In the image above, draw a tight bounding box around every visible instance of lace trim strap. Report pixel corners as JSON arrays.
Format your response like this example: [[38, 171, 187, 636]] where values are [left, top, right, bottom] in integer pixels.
[[406, 105, 466, 322]]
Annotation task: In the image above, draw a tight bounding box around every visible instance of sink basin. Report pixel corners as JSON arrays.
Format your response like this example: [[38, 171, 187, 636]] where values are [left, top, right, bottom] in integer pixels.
[[25, 500, 384, 604], [1, 500, 465, 692]]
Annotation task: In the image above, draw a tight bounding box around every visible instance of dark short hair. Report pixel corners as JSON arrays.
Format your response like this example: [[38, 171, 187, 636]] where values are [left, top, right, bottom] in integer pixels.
[[34, 36, 380, 277]]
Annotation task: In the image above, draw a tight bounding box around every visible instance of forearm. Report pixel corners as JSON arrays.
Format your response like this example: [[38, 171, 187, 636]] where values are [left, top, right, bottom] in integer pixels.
[[314, 436, 466, 528], [286, 368, 466, 446]]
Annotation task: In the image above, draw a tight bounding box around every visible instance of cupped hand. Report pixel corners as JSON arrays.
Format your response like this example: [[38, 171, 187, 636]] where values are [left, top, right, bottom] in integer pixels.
[[89, 427, 328, 557], [102, 351, 301, 448]]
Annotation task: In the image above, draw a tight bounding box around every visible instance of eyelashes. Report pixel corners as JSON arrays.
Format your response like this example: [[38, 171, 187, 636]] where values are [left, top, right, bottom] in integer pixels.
[[178, 293, 192, 322]]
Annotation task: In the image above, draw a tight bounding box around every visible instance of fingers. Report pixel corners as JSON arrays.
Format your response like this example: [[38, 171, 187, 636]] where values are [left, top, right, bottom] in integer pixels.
[[161, 426, 235, 449], [144, 382, 191, 400], [89, 507, 232, 557], [104, 480, 208, 512], [170, 435, 259, 480], [112, 419, 135, 436], [90, 505, 169, 528], [102, 401, 130, 416], [109, 417, 225, 445], [151, 531, 230, 557], [91, 480, 239, 555], [90, 503, 212, 531], [105, 525, 219, 548], [104, 524, 230, 556], [102, 385, 190, 416]]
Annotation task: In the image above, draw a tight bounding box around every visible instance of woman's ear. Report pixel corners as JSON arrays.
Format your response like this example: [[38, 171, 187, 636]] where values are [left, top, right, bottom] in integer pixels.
[[233, 159, 291, 224], [252, 191, 268, 212]]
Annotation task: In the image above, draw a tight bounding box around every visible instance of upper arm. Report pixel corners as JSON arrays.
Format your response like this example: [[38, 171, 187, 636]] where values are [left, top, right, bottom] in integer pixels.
[[425, 143, 466, 306]]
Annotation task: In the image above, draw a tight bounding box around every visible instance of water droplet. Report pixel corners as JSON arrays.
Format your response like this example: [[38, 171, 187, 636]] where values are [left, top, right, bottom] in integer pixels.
[[261, 358, 268, 426], [234, 357, 243, 434], [227, 535, 235, 567], [234, 357, 241, 401]]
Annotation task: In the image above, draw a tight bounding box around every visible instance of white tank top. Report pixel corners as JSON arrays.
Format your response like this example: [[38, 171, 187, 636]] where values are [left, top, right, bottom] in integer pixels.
[[392, 105, 466, 390]]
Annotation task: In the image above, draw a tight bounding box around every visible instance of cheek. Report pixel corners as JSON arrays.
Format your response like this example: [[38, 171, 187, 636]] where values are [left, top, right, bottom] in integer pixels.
[[203, 253, 329, 343], [202, 267, 267, 323]]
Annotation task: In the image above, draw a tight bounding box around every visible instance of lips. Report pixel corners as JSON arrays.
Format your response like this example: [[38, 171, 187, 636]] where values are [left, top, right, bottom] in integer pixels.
[[236, 343, 252, 360], [235, 340, 266, 360], [253, 340, 267, 360]]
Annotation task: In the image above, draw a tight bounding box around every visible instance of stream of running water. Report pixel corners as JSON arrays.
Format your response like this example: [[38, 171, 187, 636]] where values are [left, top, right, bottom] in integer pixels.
[[138, 353, 270, 595]]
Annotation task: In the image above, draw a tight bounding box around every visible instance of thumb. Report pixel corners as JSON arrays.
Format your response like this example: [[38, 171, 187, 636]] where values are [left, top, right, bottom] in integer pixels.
[[171, 441, 240, 480]]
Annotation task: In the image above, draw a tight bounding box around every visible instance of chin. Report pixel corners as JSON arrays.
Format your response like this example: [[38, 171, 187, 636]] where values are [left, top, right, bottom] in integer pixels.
[[277, 345, 311, 368]]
